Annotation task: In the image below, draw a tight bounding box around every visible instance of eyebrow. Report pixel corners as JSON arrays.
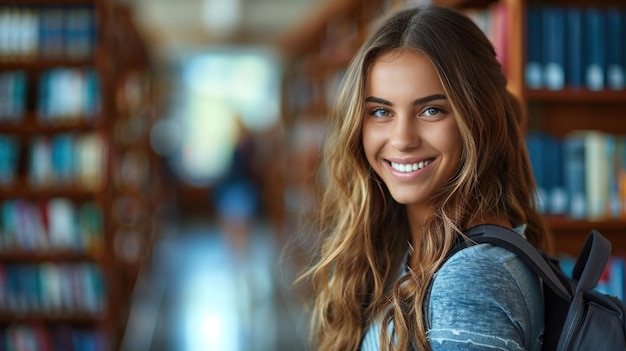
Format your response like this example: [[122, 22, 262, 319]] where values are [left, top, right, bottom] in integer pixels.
[[364, 94, 447, 106]]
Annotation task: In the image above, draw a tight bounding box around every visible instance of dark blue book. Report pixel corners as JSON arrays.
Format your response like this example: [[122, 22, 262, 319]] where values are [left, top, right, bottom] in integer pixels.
[[543, 6, 566, 90], [526, 132, 547, 212], [50, 133, 75, 185], [39, 7, 65, 59], [525, 6, 543, 89], [566, 6, 585, 89], [585, 8, 606, 91], [606, 8, 624, 90], [84, 70, 101, 118], [37, 71, 51, 120], [563, 132, 587, 219], [64, 7, 94, 59], [544, 134, 567, 215]]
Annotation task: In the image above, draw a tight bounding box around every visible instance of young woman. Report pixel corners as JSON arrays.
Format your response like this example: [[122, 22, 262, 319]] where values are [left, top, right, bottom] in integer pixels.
[[297, 5, 553, 351]]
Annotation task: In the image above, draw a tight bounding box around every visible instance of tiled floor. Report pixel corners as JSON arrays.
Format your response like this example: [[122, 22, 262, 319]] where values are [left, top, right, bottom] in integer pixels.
[[119, 217, 310, 351]]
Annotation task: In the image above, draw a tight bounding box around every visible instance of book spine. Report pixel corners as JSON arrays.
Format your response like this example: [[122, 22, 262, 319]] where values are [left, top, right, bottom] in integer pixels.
[[563, 133, 587, 219], [585, 7, 606, 91], [543, 6, 566, 90], [525, 6, 543, 89], [606, 8, 625, 90], [584, 131, 610, 220], [525, 132, 547, 212], [566, 6, 585, 89]]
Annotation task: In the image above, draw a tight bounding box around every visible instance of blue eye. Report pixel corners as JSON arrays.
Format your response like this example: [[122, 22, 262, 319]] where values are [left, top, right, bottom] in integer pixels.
[[371, 108, 390, 118], [423, 107, 441, 117]]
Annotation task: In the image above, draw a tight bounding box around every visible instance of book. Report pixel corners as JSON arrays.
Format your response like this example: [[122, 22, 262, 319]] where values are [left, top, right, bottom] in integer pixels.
[[583, 131, 611, 220], [63, 7, 94, 60], [563, 132, 587, 219], [28, 135, 53, 188], [565, 6, 585, 89], [544, 134, 568, 215], [585, 8, 606, 91], [542, 6, 566, 90], [606, 8, 625, 90], [489, 2, 509, 75], [618, 136, 626, 219], [525, 132, 547, 212], [525, 6, 543, 89], [47, 198, 76, 250], [39, 7, 65, 59]]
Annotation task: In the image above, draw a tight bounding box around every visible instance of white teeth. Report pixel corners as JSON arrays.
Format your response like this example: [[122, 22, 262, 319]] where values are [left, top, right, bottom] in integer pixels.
[[391, 160, 431, 173]]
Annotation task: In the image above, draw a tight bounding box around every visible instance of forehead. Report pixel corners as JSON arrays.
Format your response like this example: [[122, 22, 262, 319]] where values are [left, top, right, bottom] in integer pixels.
[[366, 49, 444, 96]]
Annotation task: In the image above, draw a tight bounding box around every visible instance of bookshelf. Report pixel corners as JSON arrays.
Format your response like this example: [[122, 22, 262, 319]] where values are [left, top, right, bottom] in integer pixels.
[[0, 0, 161, 350], [277, 0, 626, 258]]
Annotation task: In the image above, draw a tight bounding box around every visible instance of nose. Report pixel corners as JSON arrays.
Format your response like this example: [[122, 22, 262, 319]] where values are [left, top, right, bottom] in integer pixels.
[[390, 117, 420, 151]]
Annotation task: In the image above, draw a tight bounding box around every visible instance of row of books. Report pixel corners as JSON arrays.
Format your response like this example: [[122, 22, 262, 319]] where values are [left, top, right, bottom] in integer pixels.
[[526, 130, 625, 220], [0, 68, 102, 123], [0, 263, 106, 315], [0, 132, 106, 190], [1, 324, 108, 351], [0, 199, 103, 254], [39, 68, 101, 122], [29, 133, 106, 191], [0, 6, 96, 61], [0, 70, 26, 121], [526, 6, 626, 91]]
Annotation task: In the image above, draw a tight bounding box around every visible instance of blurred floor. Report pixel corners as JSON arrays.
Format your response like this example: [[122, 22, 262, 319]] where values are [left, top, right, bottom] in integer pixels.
[[119, 215, 310, 351]]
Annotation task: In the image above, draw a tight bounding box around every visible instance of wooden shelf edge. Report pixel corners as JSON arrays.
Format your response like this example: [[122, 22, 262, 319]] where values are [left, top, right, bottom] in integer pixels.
[[546, 217, 626, 232], [525, 88, 626, 103], [3, 0, 98, 5], [0, 250, 102, 262], [0, 59, 94, 70], [0, 312, 106, 324], [0, 118, 103, 134]]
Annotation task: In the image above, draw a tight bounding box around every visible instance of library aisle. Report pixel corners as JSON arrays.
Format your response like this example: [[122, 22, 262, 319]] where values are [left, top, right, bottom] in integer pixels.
[[118, 214, 310, 351]]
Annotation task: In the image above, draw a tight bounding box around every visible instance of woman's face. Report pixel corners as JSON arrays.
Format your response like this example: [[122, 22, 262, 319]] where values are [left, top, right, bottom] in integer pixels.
[[362, 49, 462, 216]]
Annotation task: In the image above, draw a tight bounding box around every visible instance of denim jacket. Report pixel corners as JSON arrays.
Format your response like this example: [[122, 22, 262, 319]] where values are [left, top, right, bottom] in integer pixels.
[[361, 234, 544, 350]]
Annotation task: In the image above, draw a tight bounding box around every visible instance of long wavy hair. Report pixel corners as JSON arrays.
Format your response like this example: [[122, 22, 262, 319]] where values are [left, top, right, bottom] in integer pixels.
[[295, 5, 553, 351]]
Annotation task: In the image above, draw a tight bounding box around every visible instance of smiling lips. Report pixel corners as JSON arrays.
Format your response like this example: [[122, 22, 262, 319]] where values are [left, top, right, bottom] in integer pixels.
[[390, 159, 433, 173]]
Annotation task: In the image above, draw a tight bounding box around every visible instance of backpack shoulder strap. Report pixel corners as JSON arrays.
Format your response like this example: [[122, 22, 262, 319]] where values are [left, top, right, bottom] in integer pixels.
[[464, 224, 572, 300], [568, 229, 612, 294]]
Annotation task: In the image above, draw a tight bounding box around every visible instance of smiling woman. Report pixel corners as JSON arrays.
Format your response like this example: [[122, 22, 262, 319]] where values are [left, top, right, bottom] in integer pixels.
[[295, 5, 553, 351]]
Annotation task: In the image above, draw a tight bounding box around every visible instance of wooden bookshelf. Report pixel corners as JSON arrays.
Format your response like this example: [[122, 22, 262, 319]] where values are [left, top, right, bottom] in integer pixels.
[[0, 0, 162, 350]]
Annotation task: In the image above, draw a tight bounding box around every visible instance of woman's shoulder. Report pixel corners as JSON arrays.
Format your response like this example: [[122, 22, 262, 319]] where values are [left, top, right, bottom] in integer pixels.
[[434, 242, 531, 290], [427, 243, 544, 350]]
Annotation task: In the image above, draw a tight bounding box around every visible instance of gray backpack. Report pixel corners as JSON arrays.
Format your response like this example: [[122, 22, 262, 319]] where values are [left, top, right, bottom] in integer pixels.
[[461, 224, 626, 351]]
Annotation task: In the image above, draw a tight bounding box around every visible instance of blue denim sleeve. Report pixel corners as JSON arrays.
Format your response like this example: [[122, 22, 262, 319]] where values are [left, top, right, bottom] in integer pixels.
[[427, 244, 544, 351]]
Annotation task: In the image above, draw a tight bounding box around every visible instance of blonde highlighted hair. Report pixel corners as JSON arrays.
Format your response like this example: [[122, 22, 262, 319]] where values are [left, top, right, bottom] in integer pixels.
[[295, 5, 552, 351]]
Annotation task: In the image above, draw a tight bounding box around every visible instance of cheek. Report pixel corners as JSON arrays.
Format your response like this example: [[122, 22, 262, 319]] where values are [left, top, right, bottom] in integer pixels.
[[443, 129, 463, 169], [361, 124, 378, 164]]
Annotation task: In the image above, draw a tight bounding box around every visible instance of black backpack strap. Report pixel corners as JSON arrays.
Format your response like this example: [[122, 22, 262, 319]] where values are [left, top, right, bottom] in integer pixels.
[[569, 229, 612, 294], [464, 224, 573, 301]]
